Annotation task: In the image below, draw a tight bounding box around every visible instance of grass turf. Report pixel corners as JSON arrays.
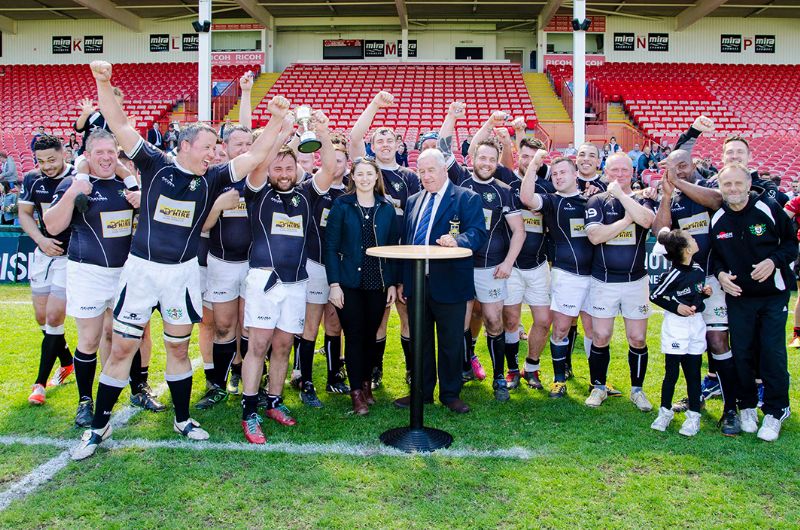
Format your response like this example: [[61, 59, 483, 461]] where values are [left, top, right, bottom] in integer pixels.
[[0, 283, 798, 528]]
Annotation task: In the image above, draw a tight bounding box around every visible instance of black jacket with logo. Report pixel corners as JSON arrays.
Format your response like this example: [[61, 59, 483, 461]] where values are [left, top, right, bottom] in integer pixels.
[[650, 262, 709, 316], [710, 191, 797, 297]]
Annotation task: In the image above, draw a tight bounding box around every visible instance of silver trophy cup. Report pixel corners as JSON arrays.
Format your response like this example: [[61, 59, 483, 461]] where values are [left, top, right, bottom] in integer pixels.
[[295, 105, 322, 154]]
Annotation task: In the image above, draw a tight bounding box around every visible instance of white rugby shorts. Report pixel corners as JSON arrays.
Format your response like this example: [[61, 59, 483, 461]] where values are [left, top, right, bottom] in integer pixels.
[[701, 275, 728, 330], [205, 254, 248, 304], [550, 268, 590, 317], [305, 259, 330, 305], [114, 254, 203, 327], [244, 268, 307, 334], [662, 312, 706, 355], [29, 248, 67, 297], [505, 263, 551, 307], [589, 276, 651, 320], [66, 260, 121, 319], [474, 267, 507, 304]]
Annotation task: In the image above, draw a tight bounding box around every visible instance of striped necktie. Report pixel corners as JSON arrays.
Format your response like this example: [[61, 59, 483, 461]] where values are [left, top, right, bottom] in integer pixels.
[[413, 192, 436, 245]]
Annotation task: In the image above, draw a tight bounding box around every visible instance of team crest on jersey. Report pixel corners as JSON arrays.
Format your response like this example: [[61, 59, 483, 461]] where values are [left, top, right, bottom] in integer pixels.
[[291, 195, 300, 207], [189, 177, 201, 191], [482, 192, 496, 203], [749, 224, 766, 236], [488, 288, 503, 299], [165, 308, 183, 320], [392, 181, 403, 192]]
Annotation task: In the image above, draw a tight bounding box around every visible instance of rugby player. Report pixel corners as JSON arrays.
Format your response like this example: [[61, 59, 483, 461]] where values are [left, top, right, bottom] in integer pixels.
[[71, 61, 285, 460], [520, 156, 595, 398], [584, 153, 656, 411], [239, 105, 336, 443], [44, 130, 163, 427], [291, 141, 350, 407], [439, 104, 525, 402], [350, 91, 420, 387], [652, 149, 740, 434], [18, 134, 76, 406]]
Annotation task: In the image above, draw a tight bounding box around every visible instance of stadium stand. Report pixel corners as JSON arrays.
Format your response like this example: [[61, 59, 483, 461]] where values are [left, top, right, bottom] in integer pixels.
[[0, 63, 258, 173], [251, 63, 538, 149]]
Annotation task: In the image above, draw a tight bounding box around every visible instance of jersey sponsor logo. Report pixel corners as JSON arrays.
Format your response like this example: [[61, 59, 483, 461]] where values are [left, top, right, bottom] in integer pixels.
[[716, 231, 733, 240], [320, 207, 330, 227], [271, 212, 303, 237], [222, 197, 248, 218], [562, 202, 576, 211], [161, 175, 175, 187], [80, 305, 99, 312], [678, 212, 710, 235], [522, 211, 543, 233], [749, 223, 766, 236], [482, 208, 493, 230], [100, 210, 134, 238], [132, 214, 139, 235], [677, 286, 691, 296], [88, 191, 108, 202], [607, 223, 636, 246], [569, 218, 587, 237], [671, 342, 681, 349], [154, 195, 196, 227], [36, 184, 50, 195]]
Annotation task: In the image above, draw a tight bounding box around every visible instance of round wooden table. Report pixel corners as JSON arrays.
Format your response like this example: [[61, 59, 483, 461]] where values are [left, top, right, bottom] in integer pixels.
[[366, 244, 472, 453]]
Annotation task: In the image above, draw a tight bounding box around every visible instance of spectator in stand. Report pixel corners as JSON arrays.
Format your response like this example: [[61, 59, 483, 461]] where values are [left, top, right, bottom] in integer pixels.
[[219, 118, 232, 139], [461, 135, 472, 158], [147, 122, 165, 151], [63, 148, 75, 165], [1, 183, 19, 225], [67, 133, 80, 151], [791, 181, 800, 199], [704, 156, 718, 175], [396, 139, 409, 167], [636, 145, 656, 175], [608, 136, 621, 153], [30, 126, 45, 154], [600, 143, 612, 170], [0, 152, 18, 184], [628, 143, 642, 165], [164, 123, 179, 152], [564, 142, 578, 156]]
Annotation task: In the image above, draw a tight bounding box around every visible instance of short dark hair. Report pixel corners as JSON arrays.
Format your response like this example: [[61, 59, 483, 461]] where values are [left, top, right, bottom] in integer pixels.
[[177, 123, 219, 151], [550, 156, 577, 171], [33, 134, 63, 153], [0, 152, 7, 158], [519, 137, 545, 151], [723, 135, 750, 152], [274, 145, 297, 164], [222, 124, 252, 143], [475, 138, 501, 157]]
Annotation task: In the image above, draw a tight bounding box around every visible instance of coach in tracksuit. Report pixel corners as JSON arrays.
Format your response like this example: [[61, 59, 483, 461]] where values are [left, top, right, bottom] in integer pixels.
[[710, 163, 796, 442]]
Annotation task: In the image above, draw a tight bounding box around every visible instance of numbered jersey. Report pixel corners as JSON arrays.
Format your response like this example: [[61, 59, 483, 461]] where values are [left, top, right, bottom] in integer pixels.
[[208, 178, 250, 263], [307, 183, 347, 265], [381, 166, 420, 217], [585, 193, 655, 283], [509, 178, 548, 269], [51, 176, 134, 268], [245, 177, 326, 284], [129, 139, 235, 264], [19, 164, 75, 247], [538, 192, 593, 275]]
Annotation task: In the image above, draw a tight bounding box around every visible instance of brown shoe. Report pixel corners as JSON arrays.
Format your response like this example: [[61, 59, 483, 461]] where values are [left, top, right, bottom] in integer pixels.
[[350, 390, 369, 416], [361, 381, 376, 405], [443, 398, 470, 414], [392, 395, 433, 409]]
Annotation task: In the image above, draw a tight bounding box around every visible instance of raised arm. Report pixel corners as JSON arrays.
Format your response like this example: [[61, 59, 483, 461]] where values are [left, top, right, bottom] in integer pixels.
[[671, 172, 723, 211], [519, 149, 547, 211], [89, 61, 140, 154], [310, 110, 335, 192], [651, 173, 675, 235], [468, 111, 506, 161], [512, 117, 527, 154], [232, 96, 290, 183], [74, 98, 96, 132], [438, 101, 466, 161], [494, 127, 515, 170], [349, 91, 394, 160], [238, 72, 253, 130], [674, 115, 715, 153]]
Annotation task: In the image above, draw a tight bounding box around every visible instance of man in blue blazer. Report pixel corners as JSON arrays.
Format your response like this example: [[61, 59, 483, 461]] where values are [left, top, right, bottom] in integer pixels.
[[396, 149, 487, 413]]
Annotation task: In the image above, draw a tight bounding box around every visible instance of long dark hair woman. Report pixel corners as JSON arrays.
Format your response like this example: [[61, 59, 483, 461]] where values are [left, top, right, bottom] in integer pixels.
[[324, 157, 399, 415]]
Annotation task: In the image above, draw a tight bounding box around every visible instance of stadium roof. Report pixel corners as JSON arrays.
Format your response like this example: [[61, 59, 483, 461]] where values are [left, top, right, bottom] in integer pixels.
[[1, 0, 800, 33]]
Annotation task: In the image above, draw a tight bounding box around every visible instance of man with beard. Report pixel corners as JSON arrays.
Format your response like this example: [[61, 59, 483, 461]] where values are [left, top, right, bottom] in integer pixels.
[[710, 163, 795, 441], [18, 134, 76, 405], [350, 91, 420, 387], [239, 106, 336, 443], [652, 149, 740, 434], [584, 153, 656, 411], [439, 103, 525, 401]]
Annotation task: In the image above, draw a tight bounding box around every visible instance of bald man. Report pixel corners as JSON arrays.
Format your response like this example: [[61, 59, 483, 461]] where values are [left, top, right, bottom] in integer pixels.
[[584, 153, 656, 411]]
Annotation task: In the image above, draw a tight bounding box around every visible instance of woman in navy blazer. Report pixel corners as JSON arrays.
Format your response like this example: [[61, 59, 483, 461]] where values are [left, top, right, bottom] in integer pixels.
[[324, 158, 399, 415]]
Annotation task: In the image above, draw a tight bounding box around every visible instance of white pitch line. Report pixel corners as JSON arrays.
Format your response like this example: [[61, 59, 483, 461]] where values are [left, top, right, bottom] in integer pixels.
[[0, 358, 201, 512], [0, 434, 539, 460]]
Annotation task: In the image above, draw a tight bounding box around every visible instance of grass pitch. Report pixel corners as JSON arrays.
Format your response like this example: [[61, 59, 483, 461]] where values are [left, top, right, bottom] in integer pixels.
[[0, 283, 798, 528]]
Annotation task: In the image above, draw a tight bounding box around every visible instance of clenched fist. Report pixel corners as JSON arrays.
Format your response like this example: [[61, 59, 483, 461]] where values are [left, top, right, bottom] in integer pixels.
[[267, 96, 291, 119], [448, 101, 467, 119], [372, 91, 394, 109], [90, 61, 113, 83], [692, 115, 715, 133]]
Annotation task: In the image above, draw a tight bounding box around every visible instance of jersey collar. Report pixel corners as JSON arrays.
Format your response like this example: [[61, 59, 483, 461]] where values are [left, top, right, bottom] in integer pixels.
[[471, 175, 494, 185], [377, 161, 400, 171], [556, 190, 580, 197]]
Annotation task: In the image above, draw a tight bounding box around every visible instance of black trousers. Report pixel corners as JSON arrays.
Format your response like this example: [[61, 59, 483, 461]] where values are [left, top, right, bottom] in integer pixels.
[[335, 287, 387, 388], [409, 278, 466, 404], [727, 292, 791, 418]]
